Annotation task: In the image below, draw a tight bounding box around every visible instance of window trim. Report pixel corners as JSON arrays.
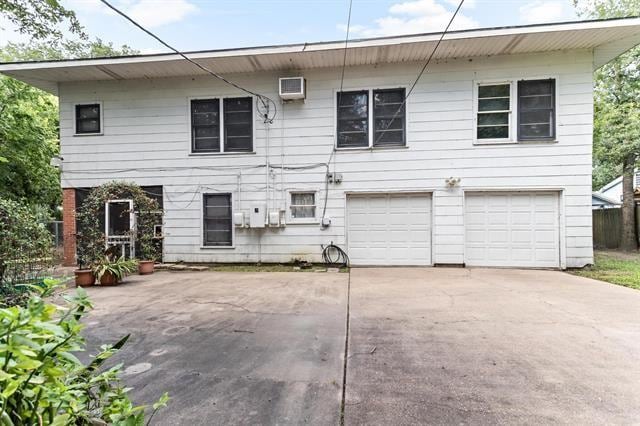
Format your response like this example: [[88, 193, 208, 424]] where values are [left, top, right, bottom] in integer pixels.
[[73, 102, 103, 136], [200, 192, 235, 249], [188, 96, 255, 155], [335, 85, 409, 150], [473, 77, 558, 145], [286, 190, 319, 224]]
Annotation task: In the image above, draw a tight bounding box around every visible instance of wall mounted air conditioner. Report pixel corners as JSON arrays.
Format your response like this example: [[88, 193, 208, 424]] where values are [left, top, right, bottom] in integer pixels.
[[279, 77, 306, 100]]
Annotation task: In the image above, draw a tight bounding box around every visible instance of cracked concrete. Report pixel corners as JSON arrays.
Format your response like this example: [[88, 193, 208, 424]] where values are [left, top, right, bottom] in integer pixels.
[[78, 267, 640, 425], [80, 271, 348, 425], [345, 267, 640, 425]]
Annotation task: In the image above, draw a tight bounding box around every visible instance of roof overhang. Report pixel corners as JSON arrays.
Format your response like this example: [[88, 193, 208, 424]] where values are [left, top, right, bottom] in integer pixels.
[[1, 17, 640, 95]]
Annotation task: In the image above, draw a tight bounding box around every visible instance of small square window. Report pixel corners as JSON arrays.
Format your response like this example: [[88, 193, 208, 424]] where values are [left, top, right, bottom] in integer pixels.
[[290, 192, 316, 219], [75, 104, 101, 134]]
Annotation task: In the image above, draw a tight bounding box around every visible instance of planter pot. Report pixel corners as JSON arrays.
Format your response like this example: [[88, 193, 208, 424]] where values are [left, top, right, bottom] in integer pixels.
[[99, 271, 120, 286], [74, 269, 95, 287], [138, 260, 155, 275]]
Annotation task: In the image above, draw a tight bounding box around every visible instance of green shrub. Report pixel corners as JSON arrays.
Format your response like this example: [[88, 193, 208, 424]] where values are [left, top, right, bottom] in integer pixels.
[[0, 197, 53, 305], [0, 279, 168, 424]]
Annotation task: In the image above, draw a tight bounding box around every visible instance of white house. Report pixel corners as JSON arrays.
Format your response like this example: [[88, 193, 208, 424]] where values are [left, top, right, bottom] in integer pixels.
[[598, 172, 640, 204], [2, 18, 640, 269]]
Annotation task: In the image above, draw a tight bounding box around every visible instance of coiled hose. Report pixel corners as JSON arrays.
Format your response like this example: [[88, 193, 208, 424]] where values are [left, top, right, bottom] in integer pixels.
[[321, 242, 350, 268]]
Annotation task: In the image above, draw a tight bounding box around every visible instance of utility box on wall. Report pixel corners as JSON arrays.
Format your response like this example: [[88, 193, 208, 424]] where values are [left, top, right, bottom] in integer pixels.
[[250, 204, 266, 228]]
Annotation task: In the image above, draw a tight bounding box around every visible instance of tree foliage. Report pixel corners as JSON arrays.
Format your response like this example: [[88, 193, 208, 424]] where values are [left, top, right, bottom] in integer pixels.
[[0, 40, 139, 216], [0, 0, 86, 41]]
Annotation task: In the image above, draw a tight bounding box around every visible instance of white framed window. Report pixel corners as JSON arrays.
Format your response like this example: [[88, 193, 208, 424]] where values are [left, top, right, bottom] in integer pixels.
[[202, 193, 233, 247], [336, 87, 406, 149], [190, 97, 254, 154], [476, 83, 511, 141], [288, 191, 317, 222], [474, 78, 557, 144], [74, 102, 103, 136]]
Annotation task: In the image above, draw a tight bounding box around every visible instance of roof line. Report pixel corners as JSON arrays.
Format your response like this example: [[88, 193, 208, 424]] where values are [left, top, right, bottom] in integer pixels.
[[1, 16, 639, 66]]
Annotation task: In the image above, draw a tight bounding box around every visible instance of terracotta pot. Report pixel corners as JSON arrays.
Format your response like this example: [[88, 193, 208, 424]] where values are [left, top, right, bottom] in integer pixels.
[[138, 260, 155, 275], [74, 269, 95, 287], [99, 271, 119, 286]]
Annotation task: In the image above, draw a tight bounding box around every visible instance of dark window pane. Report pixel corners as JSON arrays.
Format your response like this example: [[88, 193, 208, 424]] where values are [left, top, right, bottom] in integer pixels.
[[519, 94, 553, 109], [224, 97, 252, 152], [337, 91, 368, 147], [519, 123, 552, 138], [291, 206, 315, 218], [75, 104, 101, 134], [373, 88, 405, 147], [203, 194, 232, 246], [519, 110, 552, 125], [477, 126, 509, 139], [518, 79, 555, 140], [478, 84, 510, 98], [192, 99, 220, 152], [478, 98, 510, 112], [478, 112, 509, 126], [519, 80, 553, 96]]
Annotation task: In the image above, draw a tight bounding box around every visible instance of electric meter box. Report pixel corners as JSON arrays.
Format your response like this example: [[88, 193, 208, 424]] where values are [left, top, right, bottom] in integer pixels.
[[250, 204, 266, 228]]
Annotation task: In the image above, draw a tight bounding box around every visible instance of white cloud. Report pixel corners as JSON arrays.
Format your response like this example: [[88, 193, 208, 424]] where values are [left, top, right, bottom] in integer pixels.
[[519, 1, 573, 25], [340, 0, 479, 38], [126, 0, 197, 28]]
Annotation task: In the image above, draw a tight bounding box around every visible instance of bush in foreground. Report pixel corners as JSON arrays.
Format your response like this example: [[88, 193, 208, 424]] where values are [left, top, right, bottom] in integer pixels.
[[0, 279, 168, 425]]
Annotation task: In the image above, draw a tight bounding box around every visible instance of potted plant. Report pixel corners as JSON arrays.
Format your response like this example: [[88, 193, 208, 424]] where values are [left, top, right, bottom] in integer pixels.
[[93, 255, 138, 286], [74, 232, 100, 287], [138, 233, 157, 275]]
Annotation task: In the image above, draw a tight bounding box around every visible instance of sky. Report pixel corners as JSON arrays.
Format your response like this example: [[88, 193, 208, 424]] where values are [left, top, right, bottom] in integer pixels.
[[0, 0, 581, 54]]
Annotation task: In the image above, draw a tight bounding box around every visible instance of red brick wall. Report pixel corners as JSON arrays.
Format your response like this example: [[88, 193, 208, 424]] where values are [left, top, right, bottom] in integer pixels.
[[62, 188, 77, 266]]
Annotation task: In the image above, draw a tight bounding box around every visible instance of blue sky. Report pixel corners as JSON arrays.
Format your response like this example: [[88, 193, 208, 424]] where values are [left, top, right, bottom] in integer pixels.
[[1, 0, 580, 53]]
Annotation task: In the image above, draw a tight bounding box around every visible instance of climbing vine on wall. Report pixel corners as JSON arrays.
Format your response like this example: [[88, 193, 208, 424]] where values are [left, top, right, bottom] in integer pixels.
[[76, 181, 161, 268]]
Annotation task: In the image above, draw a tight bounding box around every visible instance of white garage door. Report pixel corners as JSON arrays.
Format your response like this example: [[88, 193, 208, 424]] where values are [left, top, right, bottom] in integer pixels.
[[347, 193, 432, 266], [464, 192, 560, 268]]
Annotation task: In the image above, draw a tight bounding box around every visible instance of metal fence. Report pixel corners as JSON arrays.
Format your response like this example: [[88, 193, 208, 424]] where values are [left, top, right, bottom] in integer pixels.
[[48, 221, 63, 247]]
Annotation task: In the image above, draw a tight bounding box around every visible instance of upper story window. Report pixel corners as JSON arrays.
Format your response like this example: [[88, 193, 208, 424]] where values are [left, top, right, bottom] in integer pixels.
[[475, 78, 556, 143], [191, 97, 253, 153], [518, 79, 555, 140], [476, 84, 511, 140], [337, 88, 406, 149], [75, 103, 101, 135]]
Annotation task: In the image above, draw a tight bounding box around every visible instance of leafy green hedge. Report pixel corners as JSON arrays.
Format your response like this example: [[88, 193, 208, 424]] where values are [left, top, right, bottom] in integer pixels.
[[0, 280, 168, 425]]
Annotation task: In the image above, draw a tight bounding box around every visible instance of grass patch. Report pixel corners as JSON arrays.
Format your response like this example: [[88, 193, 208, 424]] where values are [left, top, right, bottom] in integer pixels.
[[571, 251, 640, 290]]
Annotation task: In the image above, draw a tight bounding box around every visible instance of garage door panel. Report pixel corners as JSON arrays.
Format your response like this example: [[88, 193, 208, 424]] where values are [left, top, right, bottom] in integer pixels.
[[465, 192, 560, 268], [347, 194, 431, 266]]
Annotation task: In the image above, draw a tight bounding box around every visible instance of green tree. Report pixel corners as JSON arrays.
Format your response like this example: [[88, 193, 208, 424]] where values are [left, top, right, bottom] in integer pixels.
[[0, 0, 86, 40], [575, 0, 640, 250], [0, 40, 138, 216]]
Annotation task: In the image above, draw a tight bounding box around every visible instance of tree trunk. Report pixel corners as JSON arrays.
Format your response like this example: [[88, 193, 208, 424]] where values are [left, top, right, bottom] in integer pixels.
[[620, 154, 637, 251]]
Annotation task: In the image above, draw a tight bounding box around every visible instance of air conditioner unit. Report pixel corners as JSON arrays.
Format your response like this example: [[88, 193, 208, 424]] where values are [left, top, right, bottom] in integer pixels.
[[279, 77, 306, 100]]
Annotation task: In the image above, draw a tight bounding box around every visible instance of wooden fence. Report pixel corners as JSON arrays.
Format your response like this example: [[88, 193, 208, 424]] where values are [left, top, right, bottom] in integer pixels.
[[592, 208, 622, 249]]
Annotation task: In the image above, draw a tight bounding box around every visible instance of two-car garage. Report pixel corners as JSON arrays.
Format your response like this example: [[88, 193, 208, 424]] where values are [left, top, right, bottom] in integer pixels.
[[346, 191, 560, 268]]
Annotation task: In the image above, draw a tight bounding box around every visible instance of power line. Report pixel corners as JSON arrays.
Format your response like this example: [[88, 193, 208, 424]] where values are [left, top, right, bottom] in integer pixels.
[[98, 0, 276, 122], [338, 0, 354, 95], [373, 0, 465, 146]]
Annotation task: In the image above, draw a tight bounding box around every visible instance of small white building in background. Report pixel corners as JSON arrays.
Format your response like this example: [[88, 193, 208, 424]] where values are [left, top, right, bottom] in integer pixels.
[[2, 18, 640, 269], [597, 172, 640, 204]]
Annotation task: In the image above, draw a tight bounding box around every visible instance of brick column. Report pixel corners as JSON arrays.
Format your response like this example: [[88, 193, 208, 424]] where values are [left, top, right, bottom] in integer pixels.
[[62, 188, 77, 266]]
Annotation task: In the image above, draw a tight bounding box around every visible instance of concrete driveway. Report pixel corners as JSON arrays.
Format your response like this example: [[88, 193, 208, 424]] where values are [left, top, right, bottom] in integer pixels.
[[81, 268, 640, 425]]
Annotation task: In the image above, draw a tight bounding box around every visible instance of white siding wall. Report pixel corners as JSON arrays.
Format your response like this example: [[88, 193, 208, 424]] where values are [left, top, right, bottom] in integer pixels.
[[59, 50, 594, 268]]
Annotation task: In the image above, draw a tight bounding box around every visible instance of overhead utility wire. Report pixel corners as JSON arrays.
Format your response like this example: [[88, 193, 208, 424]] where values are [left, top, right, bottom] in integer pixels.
[[323, 0, 354, 222], [373, 0, 465, 146], [98, 0, 276, 122]]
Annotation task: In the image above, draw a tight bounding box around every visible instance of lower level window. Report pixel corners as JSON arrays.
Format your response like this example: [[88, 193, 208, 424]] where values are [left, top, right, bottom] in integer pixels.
[[203, 194, 232, 246], [290, 192, 316, 219]]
